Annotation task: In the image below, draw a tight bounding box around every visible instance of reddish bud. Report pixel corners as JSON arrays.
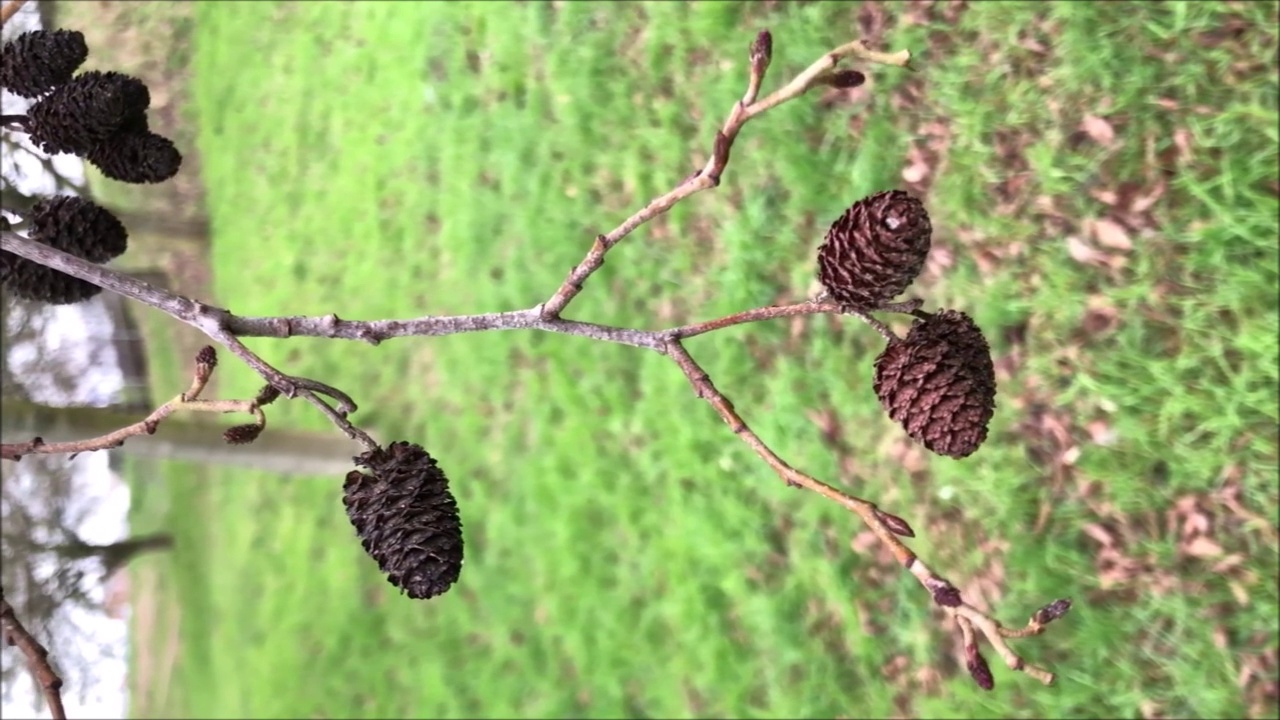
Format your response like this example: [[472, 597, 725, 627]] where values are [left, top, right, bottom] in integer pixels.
[[928, 579, 962, 607], [750, 30, 773, 74], [1033, 598, 1073, 625], [196, 345, 217, 368], [709, 130, 731, 182], [824, 69, 866, 89], [965, 643, 995, 691], [875, 508, 916, 538]]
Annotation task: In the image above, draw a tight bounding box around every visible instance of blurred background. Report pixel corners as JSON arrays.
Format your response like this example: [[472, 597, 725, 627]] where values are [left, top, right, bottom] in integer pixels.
[[1, 1, 1277, 718]]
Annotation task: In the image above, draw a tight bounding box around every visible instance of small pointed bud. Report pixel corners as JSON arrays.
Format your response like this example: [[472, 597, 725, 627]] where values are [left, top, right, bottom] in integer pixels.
[[709, 130, 731, 181], [822, 69, 866, 89], [875, 508, 916, 538], [965, 643, 995, 691], [750, 30, 772, 76], [1033, 598, 1073, 625]]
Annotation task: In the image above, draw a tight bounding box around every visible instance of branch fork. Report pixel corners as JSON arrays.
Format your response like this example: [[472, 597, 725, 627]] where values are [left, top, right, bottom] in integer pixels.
[[1, 344, 278, 462]]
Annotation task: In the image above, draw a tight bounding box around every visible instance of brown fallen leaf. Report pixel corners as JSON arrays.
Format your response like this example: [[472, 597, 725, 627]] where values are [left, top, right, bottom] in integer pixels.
[[1085, 419, 1119, 446], [1173, 127, 1194, 163], [1090, 217, 1134, 251], [1130, 177, 1167, 215], [1081, 293, 1121, 337], [1067, 235, 1108, 265], [1081, 114, 1117, 148], [902, 157, 929, 184], [1083, 522, 1116, 547], [1182, 535, 1225, 559], [1089, 187, 1119, 206]]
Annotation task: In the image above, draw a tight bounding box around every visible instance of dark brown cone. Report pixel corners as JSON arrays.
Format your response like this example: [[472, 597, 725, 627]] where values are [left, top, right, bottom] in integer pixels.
[[817, 190, 932, 308], [872, 309, 997, 458], [0, 29, 89, 99], [344, 441, 464, 600], [30, 196, 128, 263], [0, 196, 128, 306], [0, 257, 101, 304], [24, 70, 151, 156], [87, 130, 181, 184]]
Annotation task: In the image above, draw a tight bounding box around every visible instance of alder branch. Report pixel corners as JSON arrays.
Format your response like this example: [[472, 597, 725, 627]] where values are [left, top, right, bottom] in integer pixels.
[[0, 586, 67, 720], [0, 232, 384, 449], [0, 30, 1074, 694], [0, 231, 922, 349]]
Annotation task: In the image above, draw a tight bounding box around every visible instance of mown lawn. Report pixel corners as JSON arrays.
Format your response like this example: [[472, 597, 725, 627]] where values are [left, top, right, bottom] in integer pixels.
[[70, 0, 1279, 717]]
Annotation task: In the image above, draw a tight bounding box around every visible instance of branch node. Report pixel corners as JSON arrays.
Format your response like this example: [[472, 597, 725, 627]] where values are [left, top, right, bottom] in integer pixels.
[[927, 578, 963, 607], [1, 584, 68, 720]]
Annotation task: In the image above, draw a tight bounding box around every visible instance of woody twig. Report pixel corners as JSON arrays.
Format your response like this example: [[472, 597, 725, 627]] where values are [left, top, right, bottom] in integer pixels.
[[0, 345, 279, 462], [1, 586, 66, 720], [0, 27, 1073, 697]]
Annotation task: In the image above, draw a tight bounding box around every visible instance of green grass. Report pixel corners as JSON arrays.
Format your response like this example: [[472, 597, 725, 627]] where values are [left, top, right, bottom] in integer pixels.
[[80, 0, 1280, 717]]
